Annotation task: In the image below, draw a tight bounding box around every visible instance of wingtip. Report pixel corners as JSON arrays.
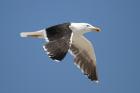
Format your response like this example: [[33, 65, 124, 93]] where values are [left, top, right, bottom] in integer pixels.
[[94, 80, 99, 84]]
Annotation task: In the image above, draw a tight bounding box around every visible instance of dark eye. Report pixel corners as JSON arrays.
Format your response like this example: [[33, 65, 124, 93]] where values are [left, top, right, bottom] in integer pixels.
[[86, 25, 90, 27]]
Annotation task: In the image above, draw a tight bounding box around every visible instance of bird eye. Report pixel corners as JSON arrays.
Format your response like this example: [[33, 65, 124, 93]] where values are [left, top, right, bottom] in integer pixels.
[[86, 25, 90, 27]]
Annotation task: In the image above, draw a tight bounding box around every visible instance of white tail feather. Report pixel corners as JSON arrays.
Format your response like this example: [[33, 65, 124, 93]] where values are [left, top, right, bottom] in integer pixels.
[[20, 32, 28, 37], [20, 30, 46, 38]]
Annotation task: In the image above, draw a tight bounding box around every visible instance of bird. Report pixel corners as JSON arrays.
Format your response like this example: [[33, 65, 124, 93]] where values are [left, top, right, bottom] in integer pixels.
[[20, 22, 101, 82]]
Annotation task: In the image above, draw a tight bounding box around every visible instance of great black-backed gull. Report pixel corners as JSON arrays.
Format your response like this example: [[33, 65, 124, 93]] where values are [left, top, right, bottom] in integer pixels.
[[20, 22, 101, 82]]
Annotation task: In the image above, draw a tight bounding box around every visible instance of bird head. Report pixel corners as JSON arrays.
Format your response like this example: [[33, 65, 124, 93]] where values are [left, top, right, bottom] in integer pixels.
[[69, 23, 101, 34]]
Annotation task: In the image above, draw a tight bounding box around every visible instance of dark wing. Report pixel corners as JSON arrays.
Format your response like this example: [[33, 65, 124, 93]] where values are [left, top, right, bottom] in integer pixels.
[[46, 23, 71, 41], [43, 23, 72, 61], [70, 37, 98, 81], [43, 37, 71, 61]]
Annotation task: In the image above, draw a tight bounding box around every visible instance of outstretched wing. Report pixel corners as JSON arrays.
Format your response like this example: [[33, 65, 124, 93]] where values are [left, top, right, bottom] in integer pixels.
[[43, 23, 72, 61], [70, 36, 98, 81]]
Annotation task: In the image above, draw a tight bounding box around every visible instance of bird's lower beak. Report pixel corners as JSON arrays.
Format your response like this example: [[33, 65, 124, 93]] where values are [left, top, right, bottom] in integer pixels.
[[20, 30, 45, 38], [92, 26, 101, 32]]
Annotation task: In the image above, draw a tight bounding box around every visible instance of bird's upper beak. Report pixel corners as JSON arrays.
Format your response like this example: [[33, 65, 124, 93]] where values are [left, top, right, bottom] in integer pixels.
[[91, 26, 101, 32]]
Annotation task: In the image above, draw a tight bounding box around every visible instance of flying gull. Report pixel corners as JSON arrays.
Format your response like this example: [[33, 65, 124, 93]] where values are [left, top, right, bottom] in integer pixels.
[[20, 22, 101, 82]]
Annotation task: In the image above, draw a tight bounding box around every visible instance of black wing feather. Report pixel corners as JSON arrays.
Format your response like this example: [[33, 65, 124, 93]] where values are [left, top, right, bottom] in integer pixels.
[[43, 23, 72, 61], [43, 37, 70, 61]]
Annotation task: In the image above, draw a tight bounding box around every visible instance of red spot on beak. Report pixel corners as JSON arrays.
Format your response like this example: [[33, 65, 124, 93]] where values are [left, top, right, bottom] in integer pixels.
[[96, 28, 101, 32]]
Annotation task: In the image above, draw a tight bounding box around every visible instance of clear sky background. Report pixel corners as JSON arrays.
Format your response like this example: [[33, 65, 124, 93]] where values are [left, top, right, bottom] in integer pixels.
[[0, 0, 140, 93]]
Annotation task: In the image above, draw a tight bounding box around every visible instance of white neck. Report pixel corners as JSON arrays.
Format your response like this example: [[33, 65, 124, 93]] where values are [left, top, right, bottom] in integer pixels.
[[69, 25, 85, 35]]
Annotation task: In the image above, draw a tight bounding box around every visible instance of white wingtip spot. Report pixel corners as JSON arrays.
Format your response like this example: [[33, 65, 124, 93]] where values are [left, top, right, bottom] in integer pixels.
[[74, 62, 77, 66], [43, 46, 47, 51], [47, 52, 50, 55], [81, 69, 84, 73], [95, 80, 99, 84], [77, 64, 80, 69], [54, 59, 60, 62], [45, 38, 49, 42]]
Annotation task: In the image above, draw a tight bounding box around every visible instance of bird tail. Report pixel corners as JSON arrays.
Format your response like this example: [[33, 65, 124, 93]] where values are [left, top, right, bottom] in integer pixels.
[[20, 32, 29, 37], [20, 29, 46, 38]]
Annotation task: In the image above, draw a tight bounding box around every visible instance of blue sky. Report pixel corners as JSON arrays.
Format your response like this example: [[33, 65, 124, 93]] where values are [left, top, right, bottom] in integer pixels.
[[0, 0, 140, 93]]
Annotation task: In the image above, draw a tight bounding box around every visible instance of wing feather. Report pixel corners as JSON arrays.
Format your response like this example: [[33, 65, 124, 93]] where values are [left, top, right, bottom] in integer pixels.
[[43, 23, 72, 61], [70, 36, 98, 81], [43, 37, 70, 61]]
